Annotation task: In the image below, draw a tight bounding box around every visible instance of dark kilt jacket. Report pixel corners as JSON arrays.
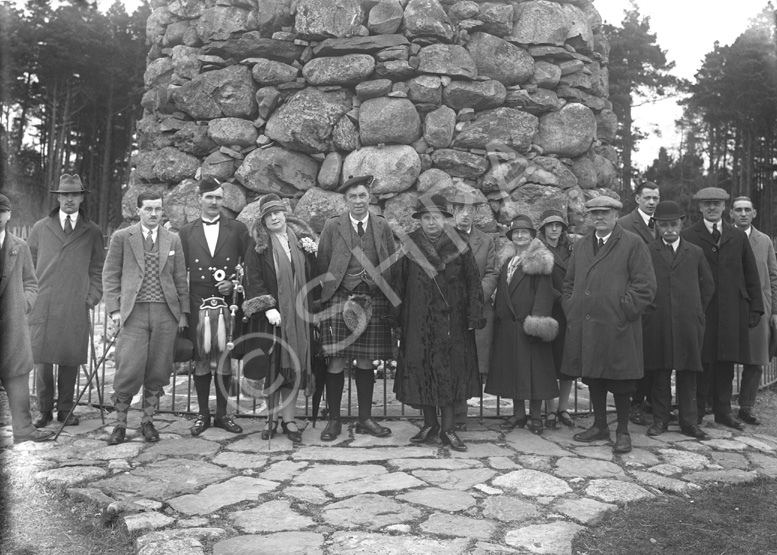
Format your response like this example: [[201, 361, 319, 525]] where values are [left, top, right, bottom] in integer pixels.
[[179, 215, 250, 359], [681, 220, 763, 364]]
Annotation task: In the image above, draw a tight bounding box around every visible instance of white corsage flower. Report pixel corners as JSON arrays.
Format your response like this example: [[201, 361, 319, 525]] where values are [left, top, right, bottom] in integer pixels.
[[299, 237, 318, 254]]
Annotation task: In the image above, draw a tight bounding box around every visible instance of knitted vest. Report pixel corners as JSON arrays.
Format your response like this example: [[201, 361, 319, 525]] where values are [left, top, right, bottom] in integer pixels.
[[137, 239, 165, 303], [342, 218, 380, 291]]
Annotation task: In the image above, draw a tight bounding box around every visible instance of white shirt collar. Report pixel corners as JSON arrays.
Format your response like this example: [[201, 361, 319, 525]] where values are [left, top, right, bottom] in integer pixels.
[[664, 238, 679, 250], [0, 229, 5, 247], [596, 232, 612, 244], [703, 219, 721, 234], [59, 210, 78, 229], [743, 226, 752, 237], [637, 208, 652, 226], [141, 224, 158, 240], [349, 213, 369, 231]]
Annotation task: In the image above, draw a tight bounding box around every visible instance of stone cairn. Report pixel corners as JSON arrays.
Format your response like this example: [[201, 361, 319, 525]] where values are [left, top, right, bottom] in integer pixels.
[[134, 0, 618, 239]]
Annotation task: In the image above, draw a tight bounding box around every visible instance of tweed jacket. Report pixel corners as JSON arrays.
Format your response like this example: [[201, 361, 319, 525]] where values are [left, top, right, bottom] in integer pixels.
[[0, 233, 38, 379], [747, 226, 777, 364], [102, 223, 190, 324], [316, 212, 398, 304], [618, 209, 656, 245]]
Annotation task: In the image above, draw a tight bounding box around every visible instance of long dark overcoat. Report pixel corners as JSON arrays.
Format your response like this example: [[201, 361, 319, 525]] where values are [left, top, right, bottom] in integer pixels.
[[561, 225, 656, 380], [747, 226, 777, 364], [486, 238, 559, 400], [1, 233, 37, 379], [468, 227, 498, 374], [547, 240, 572, 376], [642, 238, 714, 372], [618, 209, 656, 244], [241, 216, 317, 381], [681, 220, 763, 364], [27, 209, 104, 365], [393, 226, 484, 408]]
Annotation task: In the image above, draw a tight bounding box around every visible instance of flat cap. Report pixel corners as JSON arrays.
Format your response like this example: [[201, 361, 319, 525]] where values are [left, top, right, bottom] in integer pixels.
[[337, 174, 374, 194], [693, 187, 730, 201], [585, 195, 622, 211]]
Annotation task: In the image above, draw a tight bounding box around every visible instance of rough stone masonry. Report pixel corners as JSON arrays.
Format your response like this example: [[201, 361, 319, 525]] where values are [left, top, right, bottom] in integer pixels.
[[134, 0, 619, 238]]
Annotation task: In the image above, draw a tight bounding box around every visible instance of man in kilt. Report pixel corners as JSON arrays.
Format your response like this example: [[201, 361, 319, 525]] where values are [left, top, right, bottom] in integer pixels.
[[316, 175, 399, 441]]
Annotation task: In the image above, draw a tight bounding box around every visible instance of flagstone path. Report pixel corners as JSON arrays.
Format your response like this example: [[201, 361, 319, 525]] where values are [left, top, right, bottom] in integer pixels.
[[4, 409, 777, 555]]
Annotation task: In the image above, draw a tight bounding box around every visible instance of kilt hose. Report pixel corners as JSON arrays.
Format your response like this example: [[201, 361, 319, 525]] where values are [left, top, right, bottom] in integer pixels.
[[320, 283, 394, 361]]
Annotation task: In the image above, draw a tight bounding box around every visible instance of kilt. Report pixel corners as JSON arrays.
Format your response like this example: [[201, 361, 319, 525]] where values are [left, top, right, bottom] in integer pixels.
[[320, 283, 394, 360]]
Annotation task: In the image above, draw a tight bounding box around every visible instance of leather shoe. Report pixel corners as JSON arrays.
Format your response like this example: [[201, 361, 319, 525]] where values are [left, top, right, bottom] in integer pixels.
[[629, 404, 649, 426], [261, 420, 278, 440], [573, 425, 610, 443], [141, 421, 160, 442], [410, 425, 439, 444], [681, 424, 711, 441], [738, 408, 761, 425], [14, 429, 55, 444], [107, 427, 126, 445], [281, 421, 302, 444], [355, 417, 392, 437], [647, 421, 668, 437], [190, 414, 211, 436], [320, 419, 342, 442], [613, 432, 632, 453], [500, 414, 527, 430], [214, 415, 243, 434], [714, 413, 745, 431], [57, 412, 79, 426], [440, 430, 467, 452], [33, 411, 53, 428]]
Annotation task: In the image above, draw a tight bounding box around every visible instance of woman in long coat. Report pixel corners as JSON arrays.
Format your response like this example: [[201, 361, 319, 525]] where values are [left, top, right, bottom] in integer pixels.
[[393, 194, 485, 452], [537, 209, 575, 428], [486, 215, 559, 435], [242, 194, 318, 444]]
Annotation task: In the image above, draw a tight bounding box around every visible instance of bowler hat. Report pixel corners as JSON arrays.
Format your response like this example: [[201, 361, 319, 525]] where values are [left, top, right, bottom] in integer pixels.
[[197, 177, 222, 195], [450, 190, 484, 206], [539, 208, 567, 230], [337, 174, 374, 194], [693, 187, 730, 201], [653, 201, 685, 221], [585, 195, 622, 211], [174, 333, 194, 363], [50, 174, 89, 194], [0, 193, 10, 212], [258, 193, 287, 222], [506, 214, 536, 240], [412, 194, 453, 219]]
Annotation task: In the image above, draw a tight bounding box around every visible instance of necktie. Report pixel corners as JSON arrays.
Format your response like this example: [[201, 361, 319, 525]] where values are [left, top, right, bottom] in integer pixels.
[[594, 237, 604, 255], [203, 217, 220, 226], [145, 230, 154, 252], [667, 241, 676, 258], [357, 221, 364, 237], [648, 217, 655, 230], [711, 223, 720, 243], [64, 215, 73, 235]]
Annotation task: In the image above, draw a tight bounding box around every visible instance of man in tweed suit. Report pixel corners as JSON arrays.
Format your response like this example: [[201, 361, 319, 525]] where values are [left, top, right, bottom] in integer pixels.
[[316, 175, 399, 441], [103, 191, 189, 445]]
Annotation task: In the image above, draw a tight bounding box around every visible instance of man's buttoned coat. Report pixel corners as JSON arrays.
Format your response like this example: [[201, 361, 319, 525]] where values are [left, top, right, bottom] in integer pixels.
[[102, 223, 189, 325], [466, 227, 498, 373], [561, 224, 656, 380], [27, 209, 104, 365], [642, 238, 714, 372], [746, 226, 777, 364], [316, 213, 397, 304], [0, 233, 37, 380], [681, 220, 763, 364], [618, 209, 655, 245]]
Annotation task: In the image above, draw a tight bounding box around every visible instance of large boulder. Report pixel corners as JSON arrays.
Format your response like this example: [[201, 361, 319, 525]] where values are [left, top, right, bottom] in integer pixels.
[[571, 155, 597, 189], [504, 88, 562, 115], [292, 187, 348, 233], [170, 45, 200, 80], [200, 151, 238, 182], [332, 115, 361, 151], [417, 168, 453, 194], [383, 190, 420, 235], [164, 179, 201, 229], [595, 109, 618, 144], [479, 2, 514, 37], [423, 105, 456, 149], [172, 122, 217, 156], [498, 183, 568, 226], [529, 156, 578, 189], [250, 59, 299, 86], [431, 149, 488, 179], [418, 44, 477, 80], [368, 1, 404, 35], [481, 156, 530, 194], [144, 57, 174, 90], [302, 54, 376, 86], [403, 0, 454, 42], [134, 147, 200, 183], [532, 61, 561, 89], [359, 97, 422, 146], [452, 107, 538, 152], [510, 1, 569, 46], [196, 6, 252, 42], [465, 32, 533, 86], [172, 65, 257, 120], [318, 152, 344, 191], [294, 0, 365, 40], [312, 35, 409, 56], [202, 33, 303, 64], [536, 103, 596, 158], [256, 0, 294, 37], [562, 3, 594, 53], [442, 80, 506, 112], [222, 181, 248, 214], [593, 153, 617, 188], [265, 87, 351, 153], [235, 146, 319, 196], [342, 145, 422, 194], [408, 75, 442, 105], [208, 118, 259, 147]]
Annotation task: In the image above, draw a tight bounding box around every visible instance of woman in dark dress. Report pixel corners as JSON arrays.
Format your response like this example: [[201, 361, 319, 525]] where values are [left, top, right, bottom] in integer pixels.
[[393, 194, 485, 452], [242, 194, 318, 444], [486, 215, 559, 435], [537, 209, 576, 429]]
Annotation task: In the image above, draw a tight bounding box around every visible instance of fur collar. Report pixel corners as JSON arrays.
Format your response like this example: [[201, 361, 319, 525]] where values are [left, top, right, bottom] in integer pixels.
[[402, 225, 471, 272], [252, 215, 317, 255], [500, 238, 554, 276]]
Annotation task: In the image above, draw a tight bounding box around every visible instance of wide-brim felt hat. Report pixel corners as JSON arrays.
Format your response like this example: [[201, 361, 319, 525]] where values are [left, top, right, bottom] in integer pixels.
[[585, 195, 622, 211], [693, 187, 730, 201], [50, 174, 90, 194], [539, 208, 567, 230], [506, 214, 536, 239], [411, 194, 453, 219], [336, 174, 374, 194], [653, 200, 685, 221], [258, 193, 288, 222]]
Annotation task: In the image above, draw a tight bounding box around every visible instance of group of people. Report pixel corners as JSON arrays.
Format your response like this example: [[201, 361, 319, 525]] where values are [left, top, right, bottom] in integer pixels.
[[1, 174, 774, 456]]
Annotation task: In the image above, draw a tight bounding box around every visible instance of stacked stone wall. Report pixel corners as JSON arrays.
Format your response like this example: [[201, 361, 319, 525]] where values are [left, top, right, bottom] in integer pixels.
[[135, 0, 619, 235]]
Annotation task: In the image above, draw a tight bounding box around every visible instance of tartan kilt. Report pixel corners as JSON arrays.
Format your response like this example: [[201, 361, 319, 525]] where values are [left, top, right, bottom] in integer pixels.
[[320, 284, 394, 360]]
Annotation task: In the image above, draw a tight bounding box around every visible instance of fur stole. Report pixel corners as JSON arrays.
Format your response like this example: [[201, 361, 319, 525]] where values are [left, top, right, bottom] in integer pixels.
[[251, 215, 317, 255], [401, 225, 471, 274], [499, 238, 554, 275]]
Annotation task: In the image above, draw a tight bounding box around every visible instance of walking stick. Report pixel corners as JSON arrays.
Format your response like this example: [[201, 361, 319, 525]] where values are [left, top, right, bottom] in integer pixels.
[[266, 325, 280, 449]]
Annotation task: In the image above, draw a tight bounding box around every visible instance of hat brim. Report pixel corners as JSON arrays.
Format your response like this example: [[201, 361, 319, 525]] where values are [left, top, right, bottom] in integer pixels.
[[50, 188, 90, 194], [506, 227, 536, 240], [654, 214, 685, 221], [540, 216, 567, 229], [412, 208, 453, 219]]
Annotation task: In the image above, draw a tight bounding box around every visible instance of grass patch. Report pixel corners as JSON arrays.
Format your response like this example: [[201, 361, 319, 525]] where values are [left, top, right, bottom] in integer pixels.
[[573, 478, 777, 555]]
